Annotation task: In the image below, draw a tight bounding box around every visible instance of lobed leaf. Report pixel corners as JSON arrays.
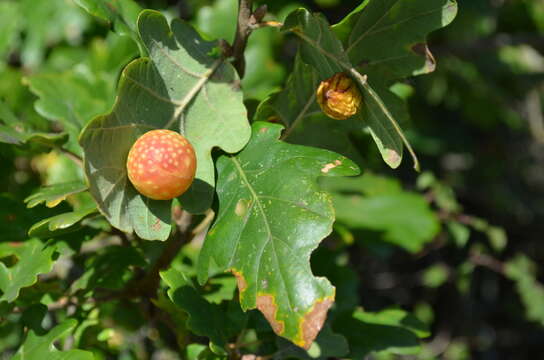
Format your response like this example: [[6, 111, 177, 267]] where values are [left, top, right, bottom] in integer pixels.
[[255, 55, 364, 165], [197, 122, 359, 348], [12, 319, 94, 360], [505, 255, 544, 326], [161, 268, 246, 348], [338, 0, 458, 79], [334, 308, 429, 358], [276, 324, 349, 359], [17, 0, 90, 69], [28, 204, 98, 239], [0, 99, 68, 148], [74, 0, 142, 52], [71, 245, 147, 294], [24, 181, 88, 208], [321, 173, 440, 253], [25, 70, 115, 155], [282, 8, 418, 170], [80, 10, 250, 239], [0, 239, 57, 302]]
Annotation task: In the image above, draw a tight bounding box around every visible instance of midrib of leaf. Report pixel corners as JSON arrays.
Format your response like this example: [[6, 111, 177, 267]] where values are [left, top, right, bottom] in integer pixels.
[[281, 92, 316, 140], [156, 38, 224, 130], [288, 30, 420, 171], [230, 157, 296, 312], [361, 81, 419, 171]]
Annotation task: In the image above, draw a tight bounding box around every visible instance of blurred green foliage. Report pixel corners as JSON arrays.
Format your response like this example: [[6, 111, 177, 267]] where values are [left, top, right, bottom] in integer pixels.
[[0, 0, 543, 359]]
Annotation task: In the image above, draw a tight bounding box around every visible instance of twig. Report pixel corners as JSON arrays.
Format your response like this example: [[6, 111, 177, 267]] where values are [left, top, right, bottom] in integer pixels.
[[232, 0, 254, 77], [469, 253, 505, 274], [192, 209, 215, 236], [249, 20, 283, 30], [231, 2, 270, 77], [525, 88, 544, 144], [55, 146, 83, 167]]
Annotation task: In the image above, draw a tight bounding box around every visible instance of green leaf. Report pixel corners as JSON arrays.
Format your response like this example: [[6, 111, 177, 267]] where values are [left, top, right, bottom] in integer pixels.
[[12, 319, 94, 360], [18, 0, 90, 69], [0, 1, 22, 62], [71, 245, 147, 294], [447, 220, 470, 248], [486, 226, 507, 252], [80, 10, 250, 240], [0, 99, 68, 148], [0, 194, 58, 243], [197, 122, 359, 348], [74, 0, 143, 52], [338, 0, 458, 79], [0, 239, 57, 302], [505, 255, 544, 326], [421, 264, 449, 288], [321, 171, 402, 196], [283, 9, 349, 78], [255, 55, 364, 164], [24, 181, 88, 208], [322, 173, 440, 253], [195, 0, 285, 100], [335, 308, 429, 358], [28, 204, 97, 238], [276, 324, 349, 359], [25, 69, 115, 156], [282, 8, 418, 170], [161, 268, 246, 348]]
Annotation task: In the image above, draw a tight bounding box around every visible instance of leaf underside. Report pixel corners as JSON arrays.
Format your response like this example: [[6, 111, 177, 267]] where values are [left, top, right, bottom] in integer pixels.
[[80, 10, 250, 240]]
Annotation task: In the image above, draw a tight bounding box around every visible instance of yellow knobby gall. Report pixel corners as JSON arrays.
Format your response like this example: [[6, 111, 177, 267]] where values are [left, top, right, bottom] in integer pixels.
[[316, 72, 362, 120]]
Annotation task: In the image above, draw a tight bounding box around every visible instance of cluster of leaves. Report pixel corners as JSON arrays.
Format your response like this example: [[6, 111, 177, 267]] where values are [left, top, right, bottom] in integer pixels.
[[1, 0, 544, 359]]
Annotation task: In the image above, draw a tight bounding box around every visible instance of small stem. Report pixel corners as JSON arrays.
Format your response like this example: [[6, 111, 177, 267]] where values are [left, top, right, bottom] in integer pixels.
[[232, 0, 254, 77], [249, 20, 283, 30], [55, 146, 83, 167], [280, 93, 316, 141], [469, 253, 505, 274], [192, 209, 215, 236]]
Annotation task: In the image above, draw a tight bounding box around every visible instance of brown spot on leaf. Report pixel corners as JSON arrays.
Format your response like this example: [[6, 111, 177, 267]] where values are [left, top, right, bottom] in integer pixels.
[[411, 43, 436, 73], [152, 218, 162, 231], [259, 127, 269, 134], [231, 79, 241, 91], [385, 149, 401, 168], [235, 199, 249, 217], [266, 116, 281, 124], [256, 294, 285, 335], [297, 296, 334, 349], [230, 269, 248, 296], [321, 159, 342, 173]]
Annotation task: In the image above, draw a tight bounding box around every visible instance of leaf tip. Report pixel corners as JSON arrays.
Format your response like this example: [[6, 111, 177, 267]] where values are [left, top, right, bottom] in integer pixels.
[[296, 295, 335, 349], [385, 149, 402, 169]]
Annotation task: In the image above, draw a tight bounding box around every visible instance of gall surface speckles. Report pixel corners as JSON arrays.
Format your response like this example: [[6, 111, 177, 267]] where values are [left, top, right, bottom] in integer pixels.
[[126, 129, 196, 200]]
